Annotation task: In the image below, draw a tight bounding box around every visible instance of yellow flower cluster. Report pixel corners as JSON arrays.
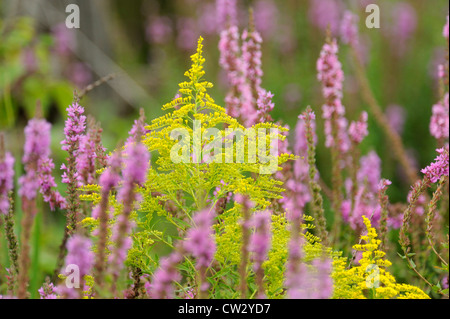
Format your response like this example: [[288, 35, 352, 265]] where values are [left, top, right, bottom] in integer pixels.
[[77, 37, 296, 277], [332, 216, 430, 299]]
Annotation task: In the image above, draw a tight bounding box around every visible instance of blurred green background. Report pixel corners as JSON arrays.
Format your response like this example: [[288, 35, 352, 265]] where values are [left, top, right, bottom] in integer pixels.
[[0, 0, 448, 298]]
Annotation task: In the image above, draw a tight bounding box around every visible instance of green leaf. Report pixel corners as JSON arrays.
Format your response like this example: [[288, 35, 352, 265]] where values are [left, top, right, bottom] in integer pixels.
[[51, 82, 74, 115], [397, 252, 406, 260], [432, 284, 441, 292]]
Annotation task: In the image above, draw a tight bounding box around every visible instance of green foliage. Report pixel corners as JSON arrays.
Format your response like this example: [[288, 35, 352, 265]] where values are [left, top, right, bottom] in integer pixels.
[[0, 17, 73, 127]]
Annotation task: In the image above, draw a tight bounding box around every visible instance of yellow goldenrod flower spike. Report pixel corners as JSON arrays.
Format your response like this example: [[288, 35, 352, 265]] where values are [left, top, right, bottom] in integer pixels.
[[332, 215, 430, 299]]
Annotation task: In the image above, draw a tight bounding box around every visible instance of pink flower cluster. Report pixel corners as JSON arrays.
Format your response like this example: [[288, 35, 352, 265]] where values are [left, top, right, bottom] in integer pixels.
[[58, 234, 94, 299], [218, 0, 275, 127], [18, 118, 65, 210], [38, 158, 67, 210], [76, 134, 97, 186], [118, 143, 150, 201], [98, 150, 122, 191], [340, 10, 359, 46], [61, 103, 87, 186], [349, 112, 369, 145], [430, 14, 448, 141], [249, 211, 271, 271], [444, 14, 449, 40], [216, 0, 237, 30], [38, 282, 58, 299], [242, 28, 263, 93], [317, 40, 344, 101], [387, 2, 417, 56], [256, 89, 274, 122], [342, 151, 383, 230], [286, 239, 333, 299], [421, 148, 449, 183], [289, 258, 333, 299], [184, 208, 216, 269], [219, 26, 247, 119], [317, 39, 350, 153], [430, 93, 449, 141], [146, 16, 172, 44], [20, 118, 66, 210], [61, 103, 86, 152], [279, 112, 317, 221], [22, 118, 51, 163], [150, 251, 183, 299], [125, 114, 149, 148], [109, 142, 149, 276], [219, 26, 243, 88], [64, 234, 94, 277], [0, 151, 14, 215], [308, 0, 342, 36]]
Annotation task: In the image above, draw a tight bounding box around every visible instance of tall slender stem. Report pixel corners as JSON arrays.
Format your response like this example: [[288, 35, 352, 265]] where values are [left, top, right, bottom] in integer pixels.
[[350, 47, 418, 184]]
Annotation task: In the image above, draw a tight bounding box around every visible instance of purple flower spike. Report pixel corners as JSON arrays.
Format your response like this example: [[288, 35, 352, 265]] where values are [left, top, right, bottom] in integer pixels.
[[249, 210, 271, 273], [317, 39, 350, 153], [430, 93, 449, 141], [64, 234, 94, 277], [184, 209, 216, 269], [0, 151, 14, 215], [421, 148, 449, 184], [150, 251, 183, 299], [349, 112, 369, 145], [19, 118, 52, 201], [61, 103, 86, 153]]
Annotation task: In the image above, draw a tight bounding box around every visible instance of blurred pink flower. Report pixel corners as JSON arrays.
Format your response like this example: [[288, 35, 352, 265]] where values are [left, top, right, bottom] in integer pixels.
[[70, 62, 92, 89], [308, 0, 343, 35], [0, 151, 14, 215], [385, 2, 417, 56], [216, 0, 237, 30], [430, 93, 449, 141], [184, 208, 216, 269], [443, 14, 449, 40], [253, 0, 278, 39], [146, 16, 172, 44], [386, 104, 406, 135], [197, 3, 218, 35], [340, 11, 359, 47], [176, 18, 198, 51], [52, 23, 74, 56]]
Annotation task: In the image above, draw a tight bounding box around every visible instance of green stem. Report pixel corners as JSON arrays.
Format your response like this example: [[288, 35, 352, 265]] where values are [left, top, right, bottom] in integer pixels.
[[30, 209, 41, 299]]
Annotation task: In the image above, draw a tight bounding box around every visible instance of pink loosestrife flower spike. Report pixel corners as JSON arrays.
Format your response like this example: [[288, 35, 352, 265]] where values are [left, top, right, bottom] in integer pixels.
[[421, 147, 449, 184], [0, 150, 14, 215], [184, 208, 217, 270]]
